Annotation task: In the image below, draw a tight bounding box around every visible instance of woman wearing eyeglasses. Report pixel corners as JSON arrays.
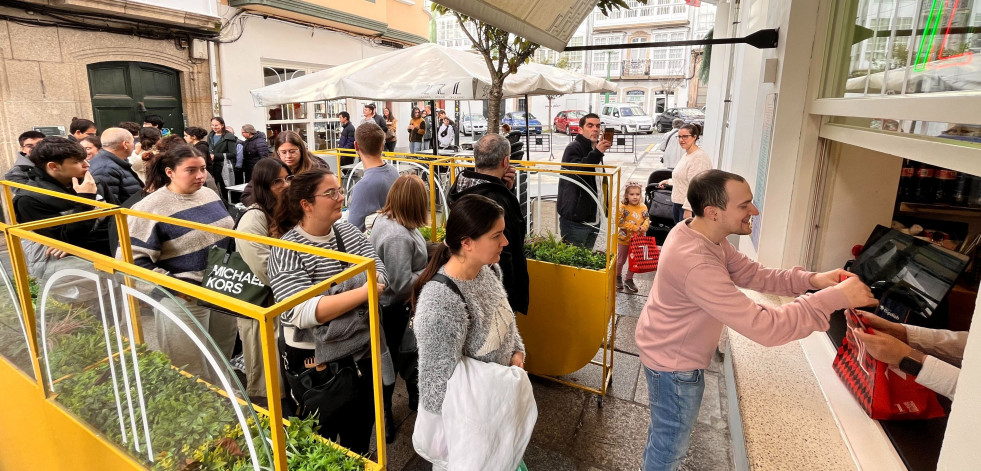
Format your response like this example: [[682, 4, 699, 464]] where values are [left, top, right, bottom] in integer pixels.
[[658, 123, 712, 223], [241, 130, 325, 205], [232, 157, 293, 405], [267, 167, 388, 455]]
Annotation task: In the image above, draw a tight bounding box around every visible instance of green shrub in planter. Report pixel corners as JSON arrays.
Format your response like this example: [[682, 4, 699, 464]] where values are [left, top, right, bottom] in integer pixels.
[[418, 225, 445, 242], [524, 233, 606, 270]]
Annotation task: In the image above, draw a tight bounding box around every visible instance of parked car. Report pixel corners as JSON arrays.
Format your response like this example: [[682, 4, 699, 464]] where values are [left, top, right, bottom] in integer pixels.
[[598, 103, 654, 134], [553, 110, 587, 135], [655, 107, 705, 132], [460, 114, 487, 135], [501, 111, 542, 134]]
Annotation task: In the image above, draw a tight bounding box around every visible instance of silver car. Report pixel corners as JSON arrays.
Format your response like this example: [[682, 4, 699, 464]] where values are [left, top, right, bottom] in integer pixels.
[[461, 114, 487, 135]]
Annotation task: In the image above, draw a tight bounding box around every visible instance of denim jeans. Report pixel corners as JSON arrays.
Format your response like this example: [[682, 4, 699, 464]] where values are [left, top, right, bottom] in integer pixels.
[[672, 203, 685, 224], [559, 217, 599, 250], [642, 365, 705, 471], [409, 141, 423, 154]]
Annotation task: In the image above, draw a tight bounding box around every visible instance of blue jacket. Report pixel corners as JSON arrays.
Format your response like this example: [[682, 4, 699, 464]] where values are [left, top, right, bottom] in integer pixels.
[[89, 148, 144, 203]]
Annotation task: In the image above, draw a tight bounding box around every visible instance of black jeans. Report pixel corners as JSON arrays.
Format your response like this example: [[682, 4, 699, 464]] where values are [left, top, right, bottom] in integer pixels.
[[672, 203, 685, 224], [385, 141, 396, 153], [559, 217, 599, 250]]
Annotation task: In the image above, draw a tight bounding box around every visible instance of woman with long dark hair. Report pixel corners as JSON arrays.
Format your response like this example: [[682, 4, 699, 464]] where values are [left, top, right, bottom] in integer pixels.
[[235, 158, 292, 403], [383, 107, 398, 153], [412, 193, 526, 421], [369, 174, 428, 441], [184, 126, 212, 167], [127, 143, 236, 382], [267, 167, 388, 454], [207, 116, 238, 197], [241, 130, 325, 205]]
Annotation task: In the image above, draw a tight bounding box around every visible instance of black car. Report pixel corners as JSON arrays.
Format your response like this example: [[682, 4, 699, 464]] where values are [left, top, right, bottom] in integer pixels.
[[655, 107, 705, 132]]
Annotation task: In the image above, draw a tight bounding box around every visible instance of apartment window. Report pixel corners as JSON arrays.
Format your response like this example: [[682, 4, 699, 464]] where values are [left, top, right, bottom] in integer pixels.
[[592, 36, 622, 76]]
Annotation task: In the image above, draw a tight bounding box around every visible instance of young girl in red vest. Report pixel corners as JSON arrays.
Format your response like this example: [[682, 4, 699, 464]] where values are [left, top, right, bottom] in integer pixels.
[[617, 181, 650, 292]]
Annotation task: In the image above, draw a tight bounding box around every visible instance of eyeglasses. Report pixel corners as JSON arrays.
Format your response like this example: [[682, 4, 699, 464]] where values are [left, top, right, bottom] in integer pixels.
[[677, 134, 694, 140], [314, 187, 345, 201], [272, 175, 294, 186], [278, 148, 300, 156]]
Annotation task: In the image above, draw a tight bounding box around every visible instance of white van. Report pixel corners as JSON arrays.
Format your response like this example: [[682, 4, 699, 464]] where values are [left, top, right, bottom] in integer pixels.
[[598, 103, 655, 134]]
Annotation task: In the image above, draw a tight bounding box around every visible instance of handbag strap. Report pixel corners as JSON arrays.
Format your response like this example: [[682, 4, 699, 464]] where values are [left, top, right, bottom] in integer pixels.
[[332, 223, 349, 267]]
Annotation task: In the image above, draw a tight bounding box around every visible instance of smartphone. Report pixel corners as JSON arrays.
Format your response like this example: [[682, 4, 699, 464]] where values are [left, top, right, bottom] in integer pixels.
[[603, 127, 614, 142]]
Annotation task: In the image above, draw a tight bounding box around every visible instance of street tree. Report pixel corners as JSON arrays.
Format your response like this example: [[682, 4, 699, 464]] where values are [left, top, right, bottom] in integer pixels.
[[432, 1, 647, 133]]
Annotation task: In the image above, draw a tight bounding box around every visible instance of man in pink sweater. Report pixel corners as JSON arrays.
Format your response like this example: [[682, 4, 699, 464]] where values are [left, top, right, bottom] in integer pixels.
[[635, 170, 875, 471]]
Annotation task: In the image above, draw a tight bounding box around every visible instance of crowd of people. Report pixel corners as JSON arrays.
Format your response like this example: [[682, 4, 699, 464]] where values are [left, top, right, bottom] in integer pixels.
[[3, 111, 964, 471]]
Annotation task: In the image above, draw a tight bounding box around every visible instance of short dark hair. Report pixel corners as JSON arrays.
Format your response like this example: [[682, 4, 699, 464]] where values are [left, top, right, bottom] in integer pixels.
[[18, 130, 45, 146], [70, 117, 96, 135], [143, 114, 165, 128], [338, 111, 350, 120], [355, 121, 385, 155], [81, 135, 102, 150], [687, 169, 745, 217], [29, 137, 86, 168], [118, 121, 141, 137], [364, 103, 376, 112], [579, 112, 600, 128]]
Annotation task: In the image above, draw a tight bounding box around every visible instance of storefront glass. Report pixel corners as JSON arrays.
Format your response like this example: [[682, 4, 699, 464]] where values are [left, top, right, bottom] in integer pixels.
[[824, 0, 981, 98]]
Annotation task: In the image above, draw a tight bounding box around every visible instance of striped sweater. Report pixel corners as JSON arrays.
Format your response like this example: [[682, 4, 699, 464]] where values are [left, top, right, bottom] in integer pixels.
[[128, 186, 233, 283], [267, 221, 388, 362]]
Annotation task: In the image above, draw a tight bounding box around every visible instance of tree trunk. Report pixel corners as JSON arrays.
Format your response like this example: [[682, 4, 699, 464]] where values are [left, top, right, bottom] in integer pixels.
[[486, 77, 504, 134]]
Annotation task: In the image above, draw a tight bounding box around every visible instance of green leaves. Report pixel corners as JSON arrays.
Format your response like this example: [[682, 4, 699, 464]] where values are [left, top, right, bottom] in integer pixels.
[[524, 233, 607, 270]]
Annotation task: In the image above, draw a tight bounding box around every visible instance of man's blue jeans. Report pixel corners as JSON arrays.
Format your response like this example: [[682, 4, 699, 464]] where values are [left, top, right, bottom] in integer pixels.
[[559, 217, 599, 249], [642, 365, 705, 471]]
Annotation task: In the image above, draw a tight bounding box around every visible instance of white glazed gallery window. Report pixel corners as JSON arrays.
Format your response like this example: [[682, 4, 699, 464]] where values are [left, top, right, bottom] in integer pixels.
[[592, 36, 622, 76], [263, 65, 344, 151]]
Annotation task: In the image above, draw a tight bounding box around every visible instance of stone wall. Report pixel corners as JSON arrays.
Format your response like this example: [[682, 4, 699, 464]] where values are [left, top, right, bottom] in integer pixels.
[[0, 18, 213, 174]]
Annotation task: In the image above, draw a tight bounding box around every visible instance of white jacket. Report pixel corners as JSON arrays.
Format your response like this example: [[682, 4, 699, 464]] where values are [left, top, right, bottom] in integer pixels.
[[413, 357, 537, 471]]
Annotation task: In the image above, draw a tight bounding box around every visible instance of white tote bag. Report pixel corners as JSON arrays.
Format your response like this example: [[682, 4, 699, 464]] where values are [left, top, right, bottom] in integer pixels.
[[413, 357, 537, 471]]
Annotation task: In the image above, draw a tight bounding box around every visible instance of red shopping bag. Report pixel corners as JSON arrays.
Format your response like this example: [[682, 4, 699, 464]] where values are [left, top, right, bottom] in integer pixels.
[[628, 235, 659, 273], [831, 309, 945, 420]]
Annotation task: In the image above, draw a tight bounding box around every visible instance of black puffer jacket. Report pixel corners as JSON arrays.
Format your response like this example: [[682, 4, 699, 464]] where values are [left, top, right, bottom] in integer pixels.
[[13, 168, 114, 256], [448, 170, 529, 315], [557, 133, 605, 223], [89, 149, 144, 203], [242, 131, 270, 165]]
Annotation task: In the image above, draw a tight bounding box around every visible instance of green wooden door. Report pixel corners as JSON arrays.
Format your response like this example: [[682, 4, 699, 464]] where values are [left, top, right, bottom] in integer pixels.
[[87, 62, 185, 136]]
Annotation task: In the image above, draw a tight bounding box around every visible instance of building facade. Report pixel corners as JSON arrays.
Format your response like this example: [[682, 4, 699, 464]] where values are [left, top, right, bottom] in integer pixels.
[[0, 0, 220, 174], [215, 0, 431, 156]]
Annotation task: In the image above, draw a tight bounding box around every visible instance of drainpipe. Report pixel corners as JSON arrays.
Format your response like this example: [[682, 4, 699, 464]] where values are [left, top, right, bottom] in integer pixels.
[[209, 41, 221, 117]]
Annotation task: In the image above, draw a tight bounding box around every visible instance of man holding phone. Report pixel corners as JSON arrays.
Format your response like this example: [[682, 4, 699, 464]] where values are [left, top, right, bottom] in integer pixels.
[[557, 113, 613, 248]]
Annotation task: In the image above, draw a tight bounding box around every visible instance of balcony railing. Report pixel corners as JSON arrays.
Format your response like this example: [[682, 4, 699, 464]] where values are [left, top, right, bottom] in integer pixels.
[[593, 4, 688, 27], [611, 59, 687, 78]]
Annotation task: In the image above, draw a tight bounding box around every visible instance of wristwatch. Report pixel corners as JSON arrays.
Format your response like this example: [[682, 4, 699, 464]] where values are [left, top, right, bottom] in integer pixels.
[[899, 355, 923, 376]]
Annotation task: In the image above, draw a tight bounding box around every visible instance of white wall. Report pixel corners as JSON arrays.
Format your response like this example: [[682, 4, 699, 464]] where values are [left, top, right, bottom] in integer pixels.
[[702, 0, 825, 266], [216, 13, 414, 148], [811, 144, 901, 272]]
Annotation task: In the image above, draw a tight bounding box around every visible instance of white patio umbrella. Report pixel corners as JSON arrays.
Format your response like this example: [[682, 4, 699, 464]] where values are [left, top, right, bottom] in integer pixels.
[[250, 42, 615, 106]]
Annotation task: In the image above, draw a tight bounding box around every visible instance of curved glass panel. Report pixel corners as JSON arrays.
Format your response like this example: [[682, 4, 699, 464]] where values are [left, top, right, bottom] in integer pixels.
[[34, 248, 271, 470], [0, 249, 34, 379]]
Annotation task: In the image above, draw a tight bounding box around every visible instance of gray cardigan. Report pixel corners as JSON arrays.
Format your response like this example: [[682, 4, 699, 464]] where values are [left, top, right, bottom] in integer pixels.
[[368, 214, 428, 306], [414, 264, 526, 414]]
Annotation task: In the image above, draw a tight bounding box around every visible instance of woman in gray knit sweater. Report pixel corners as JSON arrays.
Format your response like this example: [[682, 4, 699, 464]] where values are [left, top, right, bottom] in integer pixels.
[[412, 194, 526, 417]]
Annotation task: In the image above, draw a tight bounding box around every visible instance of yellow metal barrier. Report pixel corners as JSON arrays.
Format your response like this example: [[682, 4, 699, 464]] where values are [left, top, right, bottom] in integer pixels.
[[319, 148, 622, 403], [0, 182, 387, 470]]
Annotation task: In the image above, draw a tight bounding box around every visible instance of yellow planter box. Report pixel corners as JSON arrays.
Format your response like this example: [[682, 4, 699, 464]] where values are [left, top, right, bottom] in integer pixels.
[[518, 259, 614, 377]]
